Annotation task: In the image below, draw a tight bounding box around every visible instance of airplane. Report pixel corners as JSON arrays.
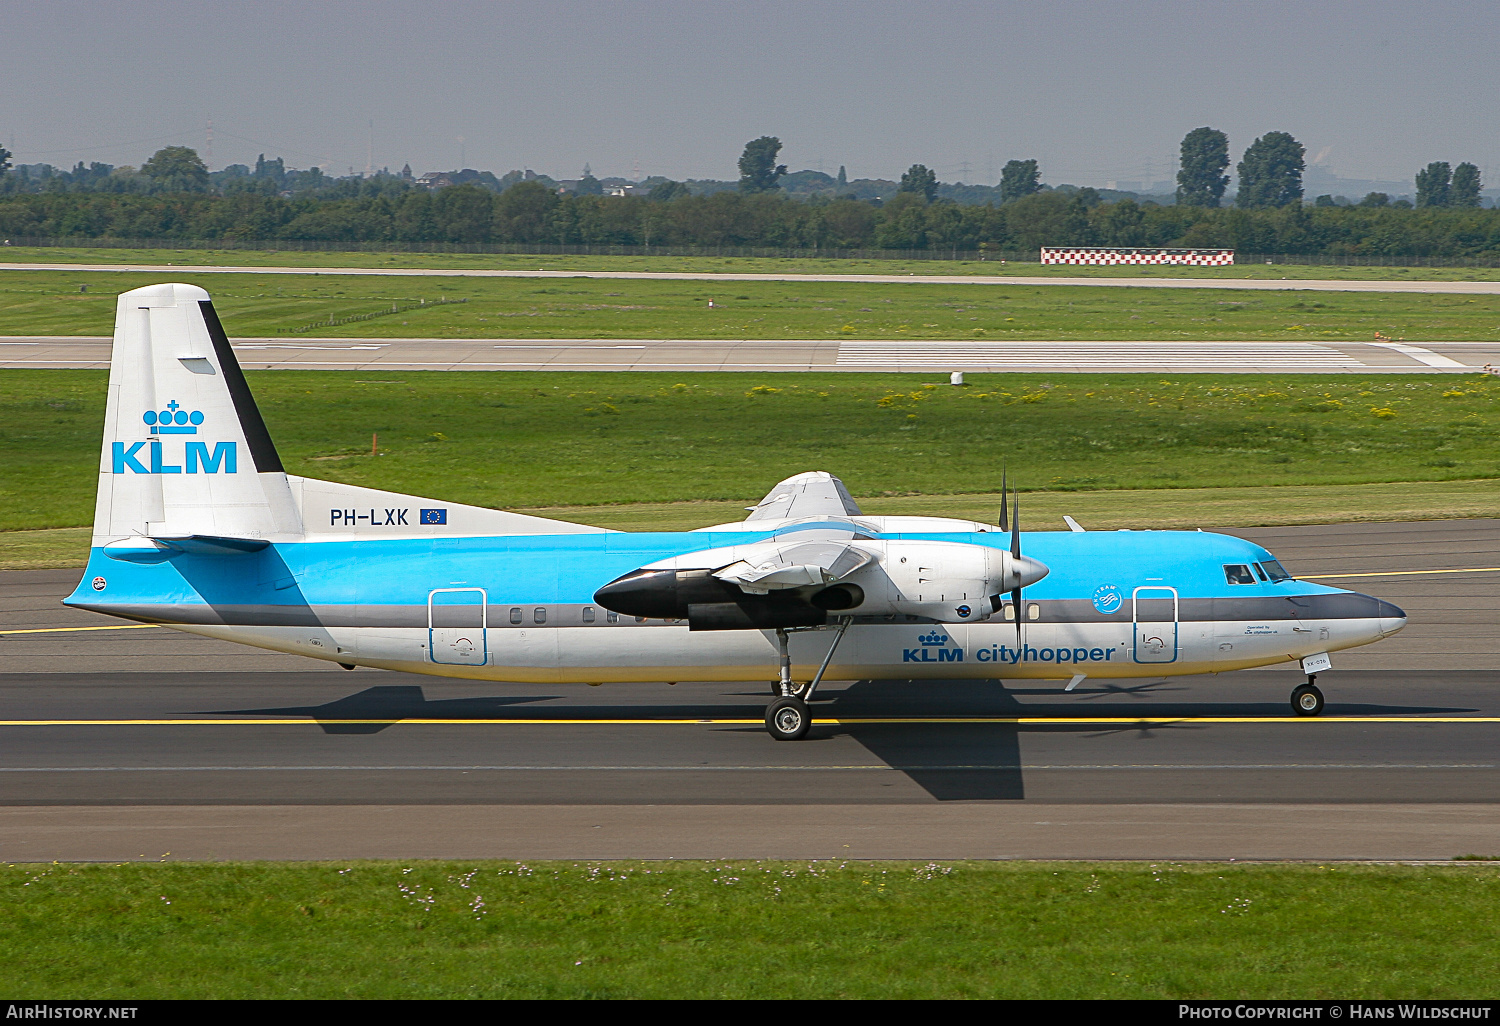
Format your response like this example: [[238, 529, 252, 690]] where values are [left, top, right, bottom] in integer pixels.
[[64, 282, 1408, 739]]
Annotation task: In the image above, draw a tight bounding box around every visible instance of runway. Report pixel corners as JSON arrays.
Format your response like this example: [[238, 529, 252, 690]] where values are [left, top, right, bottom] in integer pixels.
[[4, 335, 1497, 373], [6, 260, 1500, 296], [1, 518, 1495, 860]]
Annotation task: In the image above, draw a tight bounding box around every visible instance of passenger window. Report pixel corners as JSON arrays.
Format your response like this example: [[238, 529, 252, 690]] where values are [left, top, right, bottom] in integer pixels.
[[1027, 603, 1040, 621], [607, 611, 619, 623], [1223, 564, 1255, 585], [1261, 560, 1292, 582], [1003, 604, 1016, 621], [509, 607, 522, 625], [582, 606, 595, 623], [534, 607, 546, 624]]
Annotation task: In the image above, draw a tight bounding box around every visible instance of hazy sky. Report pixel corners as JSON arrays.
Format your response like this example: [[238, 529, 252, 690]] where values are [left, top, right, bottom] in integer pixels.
[[4, 0, 1494, 188]]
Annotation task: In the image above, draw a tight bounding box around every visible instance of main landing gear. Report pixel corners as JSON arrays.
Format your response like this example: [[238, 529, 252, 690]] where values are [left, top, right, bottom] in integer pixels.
[[765, 619, 852, 741], [1291, 676, 1325, 717]]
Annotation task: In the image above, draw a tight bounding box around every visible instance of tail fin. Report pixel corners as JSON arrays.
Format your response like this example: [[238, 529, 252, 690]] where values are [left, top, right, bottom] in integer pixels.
[[94, 282, 302, 544]]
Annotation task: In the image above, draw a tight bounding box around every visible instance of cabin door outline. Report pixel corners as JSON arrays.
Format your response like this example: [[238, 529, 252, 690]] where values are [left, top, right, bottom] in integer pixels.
[[428, 588, 488, 666], [1132, 586, 1179, 664]]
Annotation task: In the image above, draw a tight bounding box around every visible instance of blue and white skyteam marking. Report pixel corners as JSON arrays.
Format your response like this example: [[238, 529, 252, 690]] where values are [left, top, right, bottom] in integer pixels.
[[64, 283, 1407, 737]]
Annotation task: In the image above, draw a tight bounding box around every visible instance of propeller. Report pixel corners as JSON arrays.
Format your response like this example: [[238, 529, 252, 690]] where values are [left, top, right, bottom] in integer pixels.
[[1009, 486, 1023, 647]]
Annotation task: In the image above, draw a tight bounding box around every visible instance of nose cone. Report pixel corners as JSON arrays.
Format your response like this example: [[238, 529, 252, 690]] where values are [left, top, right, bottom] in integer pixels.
[[1377, 598, 1407, 638], [1013, 555, 1050, 588]]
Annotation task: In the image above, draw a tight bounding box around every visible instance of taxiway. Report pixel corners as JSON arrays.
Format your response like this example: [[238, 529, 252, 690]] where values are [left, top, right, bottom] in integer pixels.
[[0, 519, 1494, 860]]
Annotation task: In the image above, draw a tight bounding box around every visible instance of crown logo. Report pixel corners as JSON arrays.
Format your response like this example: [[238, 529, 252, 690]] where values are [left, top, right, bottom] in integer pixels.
[[918, 630, 949, 646], [143, 401, 204, 435]]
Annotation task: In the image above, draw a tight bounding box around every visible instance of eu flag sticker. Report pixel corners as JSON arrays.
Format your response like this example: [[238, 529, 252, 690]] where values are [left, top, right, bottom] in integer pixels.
[[419, 509, 447, 525]]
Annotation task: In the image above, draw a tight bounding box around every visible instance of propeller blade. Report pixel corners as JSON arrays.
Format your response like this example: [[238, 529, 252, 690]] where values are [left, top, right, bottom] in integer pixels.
[[998, 469, 1009, 532], [1010, 488, 1021, 559], [1010, 489, 1022, 645]]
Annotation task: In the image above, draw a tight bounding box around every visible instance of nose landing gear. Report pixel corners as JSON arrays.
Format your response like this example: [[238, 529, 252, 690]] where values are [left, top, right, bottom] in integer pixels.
[[1291, 676, 1325, 717]]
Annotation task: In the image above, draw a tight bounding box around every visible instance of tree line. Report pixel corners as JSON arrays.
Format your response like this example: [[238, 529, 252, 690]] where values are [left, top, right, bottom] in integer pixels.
[[6, 182, 1500, 257], [1, 137, 1498, 257], [1172, 127, 1484, 210]]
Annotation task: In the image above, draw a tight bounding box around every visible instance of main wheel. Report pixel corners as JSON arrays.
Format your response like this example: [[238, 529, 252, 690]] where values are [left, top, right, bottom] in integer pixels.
[[766, 696, 811, 740], [1291, 682, 1324, 717]]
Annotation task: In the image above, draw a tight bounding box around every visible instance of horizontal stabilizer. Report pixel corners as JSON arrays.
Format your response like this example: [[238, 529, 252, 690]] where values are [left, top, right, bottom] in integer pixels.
[[103, 533, 270, 562], [152, 534, 271, 554]]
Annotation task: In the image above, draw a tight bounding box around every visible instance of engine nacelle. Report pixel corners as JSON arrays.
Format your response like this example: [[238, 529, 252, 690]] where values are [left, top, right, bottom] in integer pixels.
[[593, 535, 1048, 630], [859, 540, 1044, 623]]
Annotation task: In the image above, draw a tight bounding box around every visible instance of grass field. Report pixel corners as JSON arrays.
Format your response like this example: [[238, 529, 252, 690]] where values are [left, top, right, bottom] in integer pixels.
[[2, 860, 1496, 998], [3, 244, 1500, 281], [2, 369, 1497, 536], [5, 268, 1500, 341]]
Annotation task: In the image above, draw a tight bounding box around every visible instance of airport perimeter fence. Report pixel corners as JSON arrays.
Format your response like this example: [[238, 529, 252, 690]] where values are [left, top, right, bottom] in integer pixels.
[[4, 236, 1500, 267]]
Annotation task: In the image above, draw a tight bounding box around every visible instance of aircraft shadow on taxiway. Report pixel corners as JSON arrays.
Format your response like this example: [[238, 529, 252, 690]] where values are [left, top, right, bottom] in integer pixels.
[[213, 675, 1474, 802]]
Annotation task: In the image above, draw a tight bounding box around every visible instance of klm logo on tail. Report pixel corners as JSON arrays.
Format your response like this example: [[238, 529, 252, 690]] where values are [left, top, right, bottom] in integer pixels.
[[112, 402, 237, 475], [144, 400, 204, 434]]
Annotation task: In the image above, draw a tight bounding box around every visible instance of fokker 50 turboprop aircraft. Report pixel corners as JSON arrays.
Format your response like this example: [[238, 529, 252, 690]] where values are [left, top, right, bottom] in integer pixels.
[[66, 283, 1408, 739]]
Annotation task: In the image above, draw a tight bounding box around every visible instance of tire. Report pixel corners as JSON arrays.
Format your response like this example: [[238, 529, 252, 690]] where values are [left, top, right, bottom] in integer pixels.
[[766, 696, 811, 740], [1291, 683, 1324, 717]]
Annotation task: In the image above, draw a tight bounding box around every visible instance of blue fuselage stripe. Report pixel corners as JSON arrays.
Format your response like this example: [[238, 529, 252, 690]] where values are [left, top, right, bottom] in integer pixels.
[[65, 529, 1354, 615]]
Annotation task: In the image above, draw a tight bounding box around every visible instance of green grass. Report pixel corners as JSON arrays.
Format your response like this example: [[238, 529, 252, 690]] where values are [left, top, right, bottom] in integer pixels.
[[10, 478, 1500, 569], [5, 268, 1500, 340], [4, 244, 1500, 281], [2, 860, 1496, 998], [3, 369, 1498, 533]]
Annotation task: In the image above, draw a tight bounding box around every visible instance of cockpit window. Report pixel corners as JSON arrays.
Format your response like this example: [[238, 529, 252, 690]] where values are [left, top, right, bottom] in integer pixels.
[[1253, 562, 1268, 582], [1259, 560, 1293, 582], [1223, 564, 1256, 585]]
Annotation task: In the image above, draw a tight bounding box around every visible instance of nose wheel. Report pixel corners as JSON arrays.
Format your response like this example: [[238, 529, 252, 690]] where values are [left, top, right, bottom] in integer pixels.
[[1291, 677, 1324, 717]]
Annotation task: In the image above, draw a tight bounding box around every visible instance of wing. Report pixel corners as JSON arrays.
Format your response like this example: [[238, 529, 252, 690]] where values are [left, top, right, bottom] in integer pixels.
[[744, 472, 862, 522]]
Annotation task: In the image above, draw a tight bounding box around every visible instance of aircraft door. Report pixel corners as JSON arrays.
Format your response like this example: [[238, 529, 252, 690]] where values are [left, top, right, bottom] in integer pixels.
[[1132, 586, 1178, 664], [428, 588, 487, 666]]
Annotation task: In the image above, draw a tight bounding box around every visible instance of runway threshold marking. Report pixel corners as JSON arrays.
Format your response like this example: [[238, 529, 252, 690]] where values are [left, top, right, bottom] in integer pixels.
[[0, 716, 1496, 727], [1300, 567, 1500, 580]]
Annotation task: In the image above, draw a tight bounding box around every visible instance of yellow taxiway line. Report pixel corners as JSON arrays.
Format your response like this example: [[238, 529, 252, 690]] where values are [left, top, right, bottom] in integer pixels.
[[0, 624, 159, 636], [0, 716, 1496, 727], [1300, 567, 1500, 580]]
